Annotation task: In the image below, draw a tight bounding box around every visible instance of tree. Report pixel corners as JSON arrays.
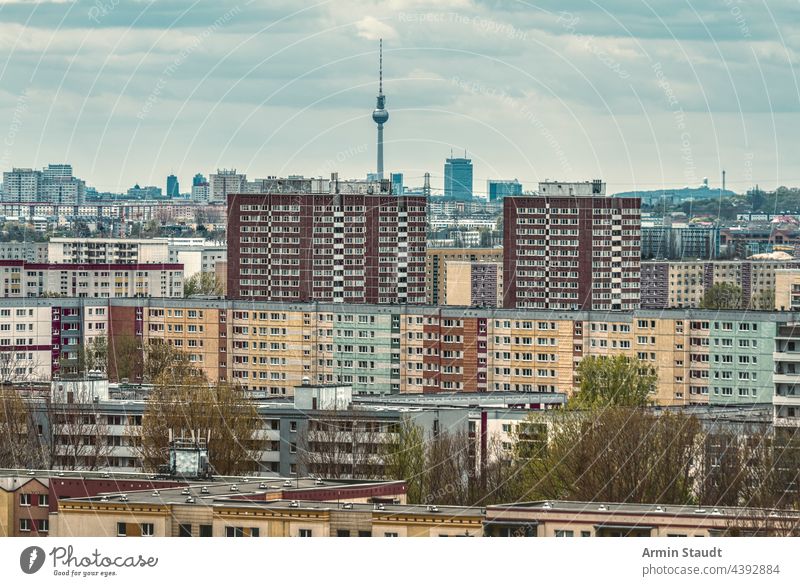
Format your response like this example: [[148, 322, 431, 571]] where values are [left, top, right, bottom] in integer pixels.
[[134, 376, 262, 476], [0, 389, 42, 468], [297, 412, 385, 479], [383, 419, 427, 503], [108, 334, 142, 382], [142, 341, 195, 384], [572, 354, 657, 409], [84, 337, 108, 373], [46, 402, 112, 470], [700, 283, 743, 310], [515, 407, 702, 505], [750, 288, 775, 311], [183, 272, 224, 297]]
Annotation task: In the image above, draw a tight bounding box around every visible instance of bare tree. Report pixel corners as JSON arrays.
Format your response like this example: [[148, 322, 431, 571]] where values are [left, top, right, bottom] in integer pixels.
[[0, 388, 42, 468], [46, 402, 113, 471], [297, 412, 385, 479], [133, 376, 262, 476]]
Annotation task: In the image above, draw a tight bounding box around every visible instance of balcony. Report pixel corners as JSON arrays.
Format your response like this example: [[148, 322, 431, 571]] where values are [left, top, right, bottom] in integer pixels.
[[774, 351, 800, 362], [773, 394, 800, 406], [773, 373, 800, 385]]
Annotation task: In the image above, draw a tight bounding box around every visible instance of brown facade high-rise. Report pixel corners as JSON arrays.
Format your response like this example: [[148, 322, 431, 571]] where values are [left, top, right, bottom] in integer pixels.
[[227, 192, 426, 304], [503, 181, 641, 310]]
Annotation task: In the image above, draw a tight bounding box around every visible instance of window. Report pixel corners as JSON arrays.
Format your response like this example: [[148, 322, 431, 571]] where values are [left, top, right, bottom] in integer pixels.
[[555, 530, 574, 537], [299, 529, 313, 537], [38, 494, 49, 507], [226, 527, 244, 537], [20, 518, 31, 532], [384, 532, 399, 537], [20, 494, 31, 506], [358, 530, 372, 537], [200, 525, 213, 537], [39, 519, 49, 533], [337, 529, 350, 537], [290, 421, 297, 432], [250, 528, 260, 537], [140, 523, 155, 536], [117, 522, 127, 537], [179, 524, 192, 537], [581, 531, 591, 537]]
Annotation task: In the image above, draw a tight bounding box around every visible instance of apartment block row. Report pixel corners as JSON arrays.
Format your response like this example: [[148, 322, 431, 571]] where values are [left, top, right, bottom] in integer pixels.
[[3, 298, 800, 425], [641, 259, 800, 309], [4, 471, 795, 538], [0, 261, 183, 298]]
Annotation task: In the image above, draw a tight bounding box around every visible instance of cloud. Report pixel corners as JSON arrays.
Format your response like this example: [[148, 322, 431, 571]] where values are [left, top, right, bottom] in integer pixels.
[[354, 16, 398, 41]]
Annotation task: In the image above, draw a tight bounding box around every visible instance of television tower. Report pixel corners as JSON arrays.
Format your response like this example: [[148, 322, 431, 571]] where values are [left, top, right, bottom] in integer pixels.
[[372, 39, 389, 180]]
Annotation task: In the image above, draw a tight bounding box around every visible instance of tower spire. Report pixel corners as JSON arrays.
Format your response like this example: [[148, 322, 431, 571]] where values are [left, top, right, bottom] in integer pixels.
[[372, 39, 389, 181]]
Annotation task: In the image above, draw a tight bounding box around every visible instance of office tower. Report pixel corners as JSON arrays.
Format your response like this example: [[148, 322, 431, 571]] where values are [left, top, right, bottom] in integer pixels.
[[444, 156, 473, 200], [192, 173, 207, 186], [227, 190, 427, 304], [391, 172, 403, 195], [503, 180, 641, 310], [167, 174, 180, 198], [487, 179, 522, 202]]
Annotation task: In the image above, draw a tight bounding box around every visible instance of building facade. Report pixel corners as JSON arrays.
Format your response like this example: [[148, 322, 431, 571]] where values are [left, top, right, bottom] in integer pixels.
[[487, 179, 522, 202], [503, 181, 641, 310], [0, 260, 183, 299], [444, 261, 503, 307], [227, 192, 426, 304], [641, 224, 720, 260], [641, 259, 800, 309], [425, 247, 503, 305]]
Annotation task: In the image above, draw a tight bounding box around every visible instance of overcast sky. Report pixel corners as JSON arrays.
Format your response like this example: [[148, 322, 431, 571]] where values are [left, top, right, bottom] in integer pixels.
[[0, 0, 797, 195]]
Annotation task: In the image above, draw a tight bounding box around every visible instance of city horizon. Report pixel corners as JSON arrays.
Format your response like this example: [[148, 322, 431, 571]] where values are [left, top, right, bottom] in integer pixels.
[[1, 2, 796, 195]]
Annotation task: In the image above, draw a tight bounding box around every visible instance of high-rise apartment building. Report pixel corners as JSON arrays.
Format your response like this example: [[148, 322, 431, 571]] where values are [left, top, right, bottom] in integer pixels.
[[444, 156, 473, 200], [2, 165, 85, 204], [503, 181, 641, 310], [209, 169, 247, 204], [227, 189, 427, 303]]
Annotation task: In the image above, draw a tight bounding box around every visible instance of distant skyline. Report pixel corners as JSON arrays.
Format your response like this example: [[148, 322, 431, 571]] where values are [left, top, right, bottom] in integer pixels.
[[0, 1, 797, 195]]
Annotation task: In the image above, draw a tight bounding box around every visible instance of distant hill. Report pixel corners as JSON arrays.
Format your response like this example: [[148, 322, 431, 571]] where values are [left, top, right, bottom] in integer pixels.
[[613, 186, 737, 203]]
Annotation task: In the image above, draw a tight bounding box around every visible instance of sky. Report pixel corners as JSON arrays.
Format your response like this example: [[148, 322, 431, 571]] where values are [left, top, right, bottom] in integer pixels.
[[0, 0, 797, 196]]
